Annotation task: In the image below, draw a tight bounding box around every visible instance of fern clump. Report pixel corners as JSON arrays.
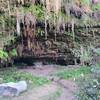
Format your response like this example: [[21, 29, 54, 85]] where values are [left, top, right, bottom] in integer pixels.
[[0, 50, 8, 61]]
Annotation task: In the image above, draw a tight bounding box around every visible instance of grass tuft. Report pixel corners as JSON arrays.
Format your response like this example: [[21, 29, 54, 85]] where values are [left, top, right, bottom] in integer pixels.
[[0, 68, 50, 86], [53, 67, 91, 80]]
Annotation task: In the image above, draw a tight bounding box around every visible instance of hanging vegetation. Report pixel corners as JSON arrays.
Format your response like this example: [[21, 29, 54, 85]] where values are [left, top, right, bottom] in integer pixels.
[[0, 0, 100, 66]]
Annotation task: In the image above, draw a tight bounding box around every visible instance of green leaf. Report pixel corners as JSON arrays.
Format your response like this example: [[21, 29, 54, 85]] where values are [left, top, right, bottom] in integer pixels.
[[10, 49, 17, 57]]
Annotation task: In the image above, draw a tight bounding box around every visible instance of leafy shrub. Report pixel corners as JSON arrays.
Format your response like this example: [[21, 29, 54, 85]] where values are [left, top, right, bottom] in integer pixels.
[[9, 49, 17, 57], [77, 64, 100, 100], [72, 46, 93, 65], [0, 50, 8, 61], [93, 48, 100, 56], [24, 4, 44, 20], [78, 75, 100, 100], [0, 49, 17, 67], [92, 3, 100, 11], [81, 0, 90, 6]]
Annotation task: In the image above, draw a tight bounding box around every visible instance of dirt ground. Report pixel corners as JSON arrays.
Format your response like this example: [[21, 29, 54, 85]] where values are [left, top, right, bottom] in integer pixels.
[[18, 65, 78, 100], [0, 65, 78, 100]]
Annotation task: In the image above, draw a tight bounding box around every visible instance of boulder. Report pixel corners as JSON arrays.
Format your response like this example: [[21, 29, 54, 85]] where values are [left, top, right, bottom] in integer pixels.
[[0, 81, 27, 97]]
